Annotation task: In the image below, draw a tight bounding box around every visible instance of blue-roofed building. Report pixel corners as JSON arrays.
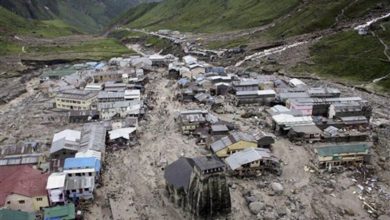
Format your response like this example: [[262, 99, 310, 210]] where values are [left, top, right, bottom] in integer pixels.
[[63, 157, 101, 180], [64, 157, 100, 172]]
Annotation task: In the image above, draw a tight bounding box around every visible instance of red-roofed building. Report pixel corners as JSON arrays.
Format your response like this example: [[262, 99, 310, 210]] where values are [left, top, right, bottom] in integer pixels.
[[0, 165, 49, 212]]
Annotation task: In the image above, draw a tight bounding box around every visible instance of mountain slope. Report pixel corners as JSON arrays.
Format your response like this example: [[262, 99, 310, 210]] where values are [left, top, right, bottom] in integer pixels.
[[0, 6, 132, 74], [0, 0, 159, 33], [122, 0, 300, 32]]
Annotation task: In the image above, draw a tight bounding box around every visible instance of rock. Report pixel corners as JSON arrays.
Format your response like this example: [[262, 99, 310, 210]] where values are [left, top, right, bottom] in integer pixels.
[[249, 202, 266, 215], [329, 179, 337, 187], [378, 215, 390, 220], [270, 182, 284, 195], [257, 181, 268, 189], [276, 207, 289, 217], [245, 195, 257, 204], [251, 190, 264, 201], [262, 210, 277, 220]]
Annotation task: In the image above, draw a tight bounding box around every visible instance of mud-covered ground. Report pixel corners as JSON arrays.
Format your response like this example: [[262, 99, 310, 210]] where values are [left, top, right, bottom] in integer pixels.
[[0, 54, 389, 220]]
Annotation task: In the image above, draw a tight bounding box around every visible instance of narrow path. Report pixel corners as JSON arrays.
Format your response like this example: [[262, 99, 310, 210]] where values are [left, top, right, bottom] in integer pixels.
[[371, 30, 390, 83]]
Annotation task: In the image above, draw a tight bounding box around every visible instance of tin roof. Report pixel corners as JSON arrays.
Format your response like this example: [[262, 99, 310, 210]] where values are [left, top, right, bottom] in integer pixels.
[[109, 127, 137, 140], [64, 157, 101, 172], [315, 143, 370, 157], [226, 148, 277, 170], [52, 129, 81, 143], [0, 209, 35, 220], [211, 132, 256, 152], [43, 203, 75, 220], [46, 172, 67, 189]]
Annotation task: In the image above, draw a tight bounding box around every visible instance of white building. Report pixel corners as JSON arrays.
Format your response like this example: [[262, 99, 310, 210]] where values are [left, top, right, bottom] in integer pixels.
[[46, 172, 67, 205]]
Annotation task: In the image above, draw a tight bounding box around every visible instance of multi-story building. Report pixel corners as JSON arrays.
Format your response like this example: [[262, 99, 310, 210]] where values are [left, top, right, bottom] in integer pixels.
[[55, 90, 97, 110]]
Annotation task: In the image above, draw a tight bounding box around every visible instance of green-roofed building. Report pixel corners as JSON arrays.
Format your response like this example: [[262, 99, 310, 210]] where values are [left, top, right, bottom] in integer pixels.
[[315, 143, 370, 169], [43, 203, 75, 220], [0, 209, 35, 220]]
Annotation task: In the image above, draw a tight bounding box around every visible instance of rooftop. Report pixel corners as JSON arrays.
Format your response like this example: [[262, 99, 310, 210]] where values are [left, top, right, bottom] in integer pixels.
[[164, 157, 193, 192], [211, 132, 256, 152], [0, 165, 49, 206], [315, 143, 370, 157], [46, 172, 67, 189], [109, 127, 137, 140], [57, 89, 97, 100], [43, 203, 75, 220], [226, 148, 278, 170], [79, 123, 106, 153], [0, 209, 35, 220], [191, 156, 225, 171], [64, 157, 101, 172]]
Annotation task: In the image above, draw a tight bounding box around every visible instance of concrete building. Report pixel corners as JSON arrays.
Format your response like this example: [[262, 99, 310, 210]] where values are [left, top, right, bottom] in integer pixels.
[[287, 125, 323, 143], [98, 100, 144, 120], [65, 176, 95, 200], [108, 127, 138, 149], [233, 79, 259, 92], [92, 71, 122, 82], [178, 110, 209, 134], [0, 165, 49, 212], [55, 90, 97, 110], [235, 90, 276, 106], [50, 130, 80, 159], [97, 91, 125, 103], [315, 143, 371, 169], [46, 173, 67, 205], [64, 157, 101, 182]]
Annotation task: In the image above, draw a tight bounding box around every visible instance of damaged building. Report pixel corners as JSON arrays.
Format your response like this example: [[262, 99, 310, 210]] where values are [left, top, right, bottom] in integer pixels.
[[164, 156, 231, 218], [225, 147, 282, 176], [314, 143, 371, 169], [211, 132, 258, 158]]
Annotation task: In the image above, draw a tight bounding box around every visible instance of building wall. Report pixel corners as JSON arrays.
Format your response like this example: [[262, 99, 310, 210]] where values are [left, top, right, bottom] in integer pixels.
[[55, 97, 96, 110], [216, 141, 257, 157], [32, 196, 49, 211], [4, 194, 48, 212]]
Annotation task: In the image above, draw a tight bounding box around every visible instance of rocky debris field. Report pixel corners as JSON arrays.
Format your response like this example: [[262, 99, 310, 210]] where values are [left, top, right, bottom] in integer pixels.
[[0, 55, 390, 220]]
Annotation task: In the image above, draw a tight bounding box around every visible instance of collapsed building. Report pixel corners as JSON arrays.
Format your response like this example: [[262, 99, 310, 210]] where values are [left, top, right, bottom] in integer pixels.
[[164, 156, 231, 218], [177, 110, 218, 134]]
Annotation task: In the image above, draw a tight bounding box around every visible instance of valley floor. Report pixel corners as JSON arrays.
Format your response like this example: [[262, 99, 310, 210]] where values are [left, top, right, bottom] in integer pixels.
[[0, 34, 389, 220]]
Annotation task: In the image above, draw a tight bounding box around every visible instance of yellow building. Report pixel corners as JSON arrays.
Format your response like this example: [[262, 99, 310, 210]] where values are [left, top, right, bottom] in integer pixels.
[[55, 89, 97, 110], [211, 132, 257, 158], [4, 194, 49, 212], [0, 165, 49, 212]]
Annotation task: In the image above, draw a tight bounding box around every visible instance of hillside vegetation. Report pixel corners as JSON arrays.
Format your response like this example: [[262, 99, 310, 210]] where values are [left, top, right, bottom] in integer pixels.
[[123, 0, 300, 32], [0, 6, 132, 72], [0, 0, 157, 33], [307, 21, 390, 91]]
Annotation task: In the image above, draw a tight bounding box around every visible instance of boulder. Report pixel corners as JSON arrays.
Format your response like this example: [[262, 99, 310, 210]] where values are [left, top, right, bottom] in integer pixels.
[[270, 182, 284, 195], [249, 202, 266, 215], [378, 215, 390, 220]]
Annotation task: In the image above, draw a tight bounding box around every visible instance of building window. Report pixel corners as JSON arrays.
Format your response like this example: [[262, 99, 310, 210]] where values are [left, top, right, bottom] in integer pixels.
[[7, 201, 10, 204], [19, 200, 25, 204], [36, 197, 43, 201], [84, 188, 89, 192]]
